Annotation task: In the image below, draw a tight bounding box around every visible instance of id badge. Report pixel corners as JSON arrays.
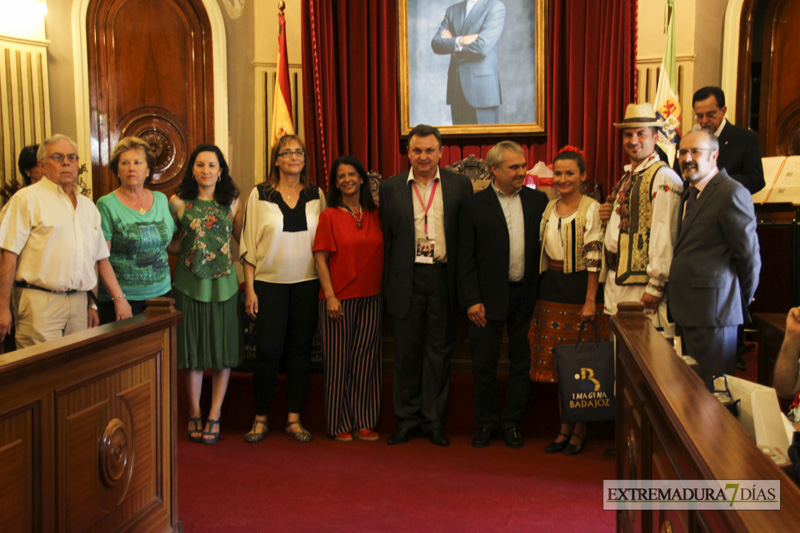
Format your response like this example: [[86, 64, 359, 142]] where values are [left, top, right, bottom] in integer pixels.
[[416, 238, 435, 264]]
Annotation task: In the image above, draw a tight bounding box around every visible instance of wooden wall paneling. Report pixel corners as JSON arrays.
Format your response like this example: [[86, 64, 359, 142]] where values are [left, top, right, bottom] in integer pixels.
[[87, 0, 215, 200], [0, 37, 51, 196], [0, 408, 34, 533], [759, 0, 800, 156]]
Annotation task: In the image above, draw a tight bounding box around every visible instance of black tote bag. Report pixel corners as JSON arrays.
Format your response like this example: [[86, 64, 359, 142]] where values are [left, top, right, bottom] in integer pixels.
[[553, 323, 615, 422]]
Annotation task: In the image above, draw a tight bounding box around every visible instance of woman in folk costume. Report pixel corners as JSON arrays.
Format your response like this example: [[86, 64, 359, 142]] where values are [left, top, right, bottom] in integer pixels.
[[528, 146, 607, 456]]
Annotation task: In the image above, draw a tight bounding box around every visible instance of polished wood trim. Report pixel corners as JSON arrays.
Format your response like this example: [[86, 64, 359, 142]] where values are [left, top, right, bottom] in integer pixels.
[[0, 297, 181, 531], [613, 302, 800, 532]]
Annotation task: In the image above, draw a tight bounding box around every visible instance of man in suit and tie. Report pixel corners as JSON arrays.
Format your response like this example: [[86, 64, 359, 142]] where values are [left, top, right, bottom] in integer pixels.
[[431, 0, 506, 125], [668, 130, 761, 384], [379, 124, 473, 446], [458, 141, 548, 448], [674, 86, 765, 194]]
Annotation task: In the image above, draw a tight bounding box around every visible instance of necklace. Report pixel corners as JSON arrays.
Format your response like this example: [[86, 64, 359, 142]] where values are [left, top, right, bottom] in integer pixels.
[[341, 202, 363, 229], [122, 189, 147, 214]]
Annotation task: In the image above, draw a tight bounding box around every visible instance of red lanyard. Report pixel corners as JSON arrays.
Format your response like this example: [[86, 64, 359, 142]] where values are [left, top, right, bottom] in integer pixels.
[[412, 180, 438, 237]]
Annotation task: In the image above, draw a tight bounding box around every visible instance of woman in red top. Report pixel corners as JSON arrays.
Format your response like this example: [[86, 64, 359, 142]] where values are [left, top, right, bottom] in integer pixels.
[[313, 156, 384, 442]]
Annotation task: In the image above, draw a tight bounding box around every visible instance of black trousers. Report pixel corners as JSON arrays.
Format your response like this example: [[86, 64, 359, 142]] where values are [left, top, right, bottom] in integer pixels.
[[469, 283, 532, 430], [392, 264, 456, 431], [251, 279, 319, 416], [677, 324, 738, 386]]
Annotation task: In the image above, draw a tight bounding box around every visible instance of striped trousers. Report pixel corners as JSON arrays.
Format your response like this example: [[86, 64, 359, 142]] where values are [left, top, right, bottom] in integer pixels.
[[318, 294, 382, 436]]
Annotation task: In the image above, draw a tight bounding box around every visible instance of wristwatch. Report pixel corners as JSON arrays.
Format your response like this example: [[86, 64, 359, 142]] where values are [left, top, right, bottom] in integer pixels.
[[88, 303, 99, 311]]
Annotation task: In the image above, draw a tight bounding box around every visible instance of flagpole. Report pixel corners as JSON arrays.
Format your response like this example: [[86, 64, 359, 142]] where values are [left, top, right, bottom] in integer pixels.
[[270, 1, 295, 149]]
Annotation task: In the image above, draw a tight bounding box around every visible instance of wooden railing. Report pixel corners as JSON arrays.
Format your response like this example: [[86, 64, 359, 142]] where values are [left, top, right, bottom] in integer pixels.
[[0, 298, 181, 532], [612, 302, 800, 532]]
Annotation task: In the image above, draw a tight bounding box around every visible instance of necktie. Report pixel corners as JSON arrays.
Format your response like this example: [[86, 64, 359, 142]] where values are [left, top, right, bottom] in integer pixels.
[[683, 186, 699, 219]]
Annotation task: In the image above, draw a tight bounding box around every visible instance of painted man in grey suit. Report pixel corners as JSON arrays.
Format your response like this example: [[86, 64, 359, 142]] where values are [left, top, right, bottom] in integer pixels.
[[431, 0, 506, 125], [668, 130, 761, 384]]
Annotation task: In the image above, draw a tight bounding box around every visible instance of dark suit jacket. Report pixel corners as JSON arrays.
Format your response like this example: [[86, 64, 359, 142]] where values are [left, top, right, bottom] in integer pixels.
[[431, 0, 506, 109], [457, 185, 548, 320], [667, 169, 761, 328], [673, 121, 765, 194], [379, 169, 473, 319]]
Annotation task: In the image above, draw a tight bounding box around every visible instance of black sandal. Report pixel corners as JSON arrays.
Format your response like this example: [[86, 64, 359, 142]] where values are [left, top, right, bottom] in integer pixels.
[[244, 419, 269, 443], [188, 416, 203, 443], [202, 418, 220, 445], [285, 421, 313, 443]]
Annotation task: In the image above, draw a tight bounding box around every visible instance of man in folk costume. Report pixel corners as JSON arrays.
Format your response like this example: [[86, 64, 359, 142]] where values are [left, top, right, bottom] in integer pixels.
[[600, 103, 683, 330]]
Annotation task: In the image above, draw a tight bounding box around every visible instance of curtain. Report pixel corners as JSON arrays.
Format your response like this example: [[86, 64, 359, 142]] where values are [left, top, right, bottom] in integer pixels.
[[302, 0, 636, 196], [301, 0, 401, 187]]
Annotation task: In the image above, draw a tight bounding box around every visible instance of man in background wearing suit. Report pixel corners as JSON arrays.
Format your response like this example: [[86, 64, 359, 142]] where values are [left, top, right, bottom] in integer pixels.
[[458, 141, 548, 449], [668, 130, 761, 384], [431, 0, 506, 125], [379, 124, 473, 446], [676, 86, 765, 194]]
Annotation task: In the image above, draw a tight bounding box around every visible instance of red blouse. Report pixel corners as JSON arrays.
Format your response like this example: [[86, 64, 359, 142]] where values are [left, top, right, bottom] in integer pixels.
[[313, 207, 383, 300]]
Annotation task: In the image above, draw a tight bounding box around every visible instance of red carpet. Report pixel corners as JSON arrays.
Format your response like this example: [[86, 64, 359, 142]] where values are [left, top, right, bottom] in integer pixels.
[[176, 345, 759, 531], [177, 371, 617, 532]]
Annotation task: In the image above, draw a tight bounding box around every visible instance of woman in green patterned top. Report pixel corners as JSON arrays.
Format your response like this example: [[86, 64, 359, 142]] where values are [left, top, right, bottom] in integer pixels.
[[169, 144, 243, 445], [96, 137, 176, 323]]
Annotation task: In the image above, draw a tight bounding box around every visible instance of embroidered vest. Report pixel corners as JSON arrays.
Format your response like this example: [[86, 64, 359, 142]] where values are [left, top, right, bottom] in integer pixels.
[[616, 161, 666, 285], [539, 195, 598, 274]]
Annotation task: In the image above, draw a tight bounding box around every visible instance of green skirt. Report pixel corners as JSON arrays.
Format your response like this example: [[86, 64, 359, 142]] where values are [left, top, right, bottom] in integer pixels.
[[174, 288, 242, 370]]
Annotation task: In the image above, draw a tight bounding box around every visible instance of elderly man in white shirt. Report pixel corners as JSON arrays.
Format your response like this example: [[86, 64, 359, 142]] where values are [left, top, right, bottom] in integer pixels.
[[0, 134, 131, 348]]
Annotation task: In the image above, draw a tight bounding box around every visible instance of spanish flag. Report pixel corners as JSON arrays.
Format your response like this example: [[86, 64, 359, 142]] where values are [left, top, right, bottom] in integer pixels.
[[271, 7, 294, 145]]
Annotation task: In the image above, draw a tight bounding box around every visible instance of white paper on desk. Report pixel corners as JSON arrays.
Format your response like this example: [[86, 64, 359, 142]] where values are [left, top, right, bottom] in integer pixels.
[[712, 374, 791, 455], [766, 156, 800, 205], [752, 156, 785, 204]]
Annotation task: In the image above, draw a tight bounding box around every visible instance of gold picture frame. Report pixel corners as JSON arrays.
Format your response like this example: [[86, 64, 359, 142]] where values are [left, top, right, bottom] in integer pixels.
[[398, 0, 547, 136]]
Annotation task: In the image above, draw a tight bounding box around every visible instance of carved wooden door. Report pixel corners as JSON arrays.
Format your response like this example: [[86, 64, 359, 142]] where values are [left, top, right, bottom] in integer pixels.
[[87, 0, 215, 199], [759, 0, 800, 156]]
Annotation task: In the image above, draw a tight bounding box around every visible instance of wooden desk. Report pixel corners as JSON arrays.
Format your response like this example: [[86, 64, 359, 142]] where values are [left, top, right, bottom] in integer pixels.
[[612, 303, 800, 532], [753, 312, 787, 387], [0, 299, 181, 532]]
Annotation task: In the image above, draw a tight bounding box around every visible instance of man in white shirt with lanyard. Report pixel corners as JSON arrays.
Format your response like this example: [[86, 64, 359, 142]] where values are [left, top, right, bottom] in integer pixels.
[[380, 124, 472, 446]]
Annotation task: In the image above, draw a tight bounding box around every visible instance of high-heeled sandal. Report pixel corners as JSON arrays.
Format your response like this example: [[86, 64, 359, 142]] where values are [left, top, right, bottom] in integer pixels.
[[544, 432, 571, 453], [563, 432, 588, 455], [285, 421, 313, 443], [202, 418, 220, 445], [188, 416, 203, 443], [244, 419, 269, 443]]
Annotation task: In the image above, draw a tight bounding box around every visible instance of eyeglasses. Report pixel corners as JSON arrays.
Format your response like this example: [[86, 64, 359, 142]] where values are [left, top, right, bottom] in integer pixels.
[[694, 110, 719, 121], [677, 148, 714, 159], [278, 149, 305, 158], [48, 153, 79, 163]]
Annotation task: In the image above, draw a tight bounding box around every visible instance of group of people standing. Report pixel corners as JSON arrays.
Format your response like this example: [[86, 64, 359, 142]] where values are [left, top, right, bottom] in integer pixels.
[[0, 84, 762, 454]]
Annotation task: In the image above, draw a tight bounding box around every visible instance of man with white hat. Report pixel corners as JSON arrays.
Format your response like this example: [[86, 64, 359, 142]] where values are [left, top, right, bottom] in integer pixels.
[[600, 103, 683, 330]]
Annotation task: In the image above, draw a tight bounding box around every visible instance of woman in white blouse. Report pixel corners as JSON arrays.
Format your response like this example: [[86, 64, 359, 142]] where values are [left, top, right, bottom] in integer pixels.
[[239, 135, 326, 443], [528, 147, 607, 456]]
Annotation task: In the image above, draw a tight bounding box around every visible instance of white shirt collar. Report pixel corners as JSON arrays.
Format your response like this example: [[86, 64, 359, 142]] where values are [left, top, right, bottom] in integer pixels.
[[407, 167, 441, 185], [714, 118, 727, 138]]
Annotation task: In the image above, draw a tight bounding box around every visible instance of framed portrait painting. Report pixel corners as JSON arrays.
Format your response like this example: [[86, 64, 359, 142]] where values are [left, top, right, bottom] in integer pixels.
[[398, 0, 546, 136]]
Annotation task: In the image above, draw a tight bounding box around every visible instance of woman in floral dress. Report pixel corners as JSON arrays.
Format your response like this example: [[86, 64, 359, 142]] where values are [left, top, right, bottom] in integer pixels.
[[169, 144, 243, 444]]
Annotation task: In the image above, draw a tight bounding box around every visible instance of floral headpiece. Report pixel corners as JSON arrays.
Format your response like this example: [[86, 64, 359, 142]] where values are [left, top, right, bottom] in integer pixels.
[[557, 145, 585, 157]]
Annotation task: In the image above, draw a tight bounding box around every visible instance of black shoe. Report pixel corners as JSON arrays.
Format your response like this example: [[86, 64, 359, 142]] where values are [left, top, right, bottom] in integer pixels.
[[471, 427, 495, 448], [544, 432, 571, 453], [387, 426, 419, 445], [503, 427, 524, 449], [427, 428, 450, 447], [563, 433, 587, 455]]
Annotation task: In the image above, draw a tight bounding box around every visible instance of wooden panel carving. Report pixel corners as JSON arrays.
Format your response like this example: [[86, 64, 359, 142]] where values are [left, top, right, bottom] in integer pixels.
[[0, 408, 34, 533], [87, 0, 214, 199], [0, 299, 180, 532], [759, 0, 800, 156]]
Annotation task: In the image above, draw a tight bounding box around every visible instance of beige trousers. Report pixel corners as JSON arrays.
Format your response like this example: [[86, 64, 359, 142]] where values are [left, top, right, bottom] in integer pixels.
[[13, 287, 88, 349]]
